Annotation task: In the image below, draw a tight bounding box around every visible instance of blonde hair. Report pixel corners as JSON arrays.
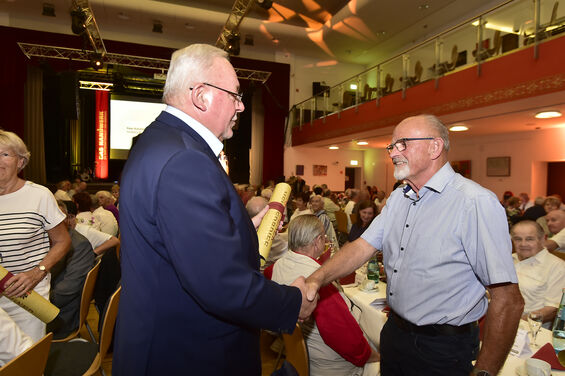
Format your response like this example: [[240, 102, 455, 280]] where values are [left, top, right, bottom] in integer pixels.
[[0, 129, 30, 172]]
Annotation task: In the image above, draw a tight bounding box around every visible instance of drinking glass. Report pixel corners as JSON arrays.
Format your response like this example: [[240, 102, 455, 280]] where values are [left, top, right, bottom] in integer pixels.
[[528, 312, 543, 348]]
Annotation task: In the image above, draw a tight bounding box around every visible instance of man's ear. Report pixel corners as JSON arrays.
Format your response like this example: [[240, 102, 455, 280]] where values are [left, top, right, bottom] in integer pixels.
[[429, 138, 444, 160], [191, 85, 211, 112]]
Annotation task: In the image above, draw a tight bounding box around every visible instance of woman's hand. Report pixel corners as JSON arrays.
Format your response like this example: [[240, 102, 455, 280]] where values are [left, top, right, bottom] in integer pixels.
[[2, 268, 46, 298]]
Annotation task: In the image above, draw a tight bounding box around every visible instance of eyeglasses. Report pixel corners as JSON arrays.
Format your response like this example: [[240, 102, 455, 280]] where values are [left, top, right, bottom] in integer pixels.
[[385, 137, 435, 154], [190, 82, 243, 103]]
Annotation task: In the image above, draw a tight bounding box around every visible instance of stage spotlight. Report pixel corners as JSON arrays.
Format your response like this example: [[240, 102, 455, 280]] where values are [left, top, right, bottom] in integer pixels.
[[90, 53, 103, 70], [257, 0, 273, 10], [226, 33, 240, 56], [71, 9, 87, 35]]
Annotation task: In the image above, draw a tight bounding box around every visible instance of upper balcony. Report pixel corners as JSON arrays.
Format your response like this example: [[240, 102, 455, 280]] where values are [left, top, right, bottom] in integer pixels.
[[290, 0, 565, 147]]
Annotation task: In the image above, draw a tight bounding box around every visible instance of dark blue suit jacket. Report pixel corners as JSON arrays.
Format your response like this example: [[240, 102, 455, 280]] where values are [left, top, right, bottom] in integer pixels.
[[113, 111, 301, 375]]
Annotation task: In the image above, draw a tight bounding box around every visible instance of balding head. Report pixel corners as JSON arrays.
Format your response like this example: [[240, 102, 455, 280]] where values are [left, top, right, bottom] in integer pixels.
[[547, 210, 565, 235], [246, 196, 268, 217]]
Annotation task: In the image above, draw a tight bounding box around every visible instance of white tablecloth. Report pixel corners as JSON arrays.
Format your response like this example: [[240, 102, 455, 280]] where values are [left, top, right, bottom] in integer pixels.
[[344, 283, 565, 375]]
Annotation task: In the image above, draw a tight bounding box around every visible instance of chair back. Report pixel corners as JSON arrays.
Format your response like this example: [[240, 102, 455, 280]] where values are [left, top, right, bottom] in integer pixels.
[[54, 258, 101, 343], [551, 250, 565, 262], [334, 210, 348, 235], [414, 61, 423, 82], [349, 213, 357, 225], [0, 332, 53, 376], [82, 285, 121, 376], [282, 324, 309, 376]]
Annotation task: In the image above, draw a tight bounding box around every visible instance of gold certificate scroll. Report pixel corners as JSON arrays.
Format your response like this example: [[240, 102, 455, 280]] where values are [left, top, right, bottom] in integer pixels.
[[257, 182, 291, 267], [0, 265, 60, 323]]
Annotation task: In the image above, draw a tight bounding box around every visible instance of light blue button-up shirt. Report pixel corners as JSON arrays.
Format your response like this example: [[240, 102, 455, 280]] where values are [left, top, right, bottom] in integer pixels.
[[362, 162, 517, 326]]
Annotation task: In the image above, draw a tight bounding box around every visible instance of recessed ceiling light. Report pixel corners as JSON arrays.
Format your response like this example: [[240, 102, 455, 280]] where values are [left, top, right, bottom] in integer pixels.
[[418, 4, 430, 10], [356, 141, 369, 145], [349, 83, 357, 90], [117, 12, 129, 20], [449, 124, 469, 132], [329, 146, 339, 150], [535, 110, 562, 119]]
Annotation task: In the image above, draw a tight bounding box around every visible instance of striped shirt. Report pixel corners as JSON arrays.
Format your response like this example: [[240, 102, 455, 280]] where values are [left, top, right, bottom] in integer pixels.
[[0, 181, 65, 273]]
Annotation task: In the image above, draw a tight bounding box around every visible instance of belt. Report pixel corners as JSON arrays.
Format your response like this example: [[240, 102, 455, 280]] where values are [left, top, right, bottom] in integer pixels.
[[390, 311, 478, 336]]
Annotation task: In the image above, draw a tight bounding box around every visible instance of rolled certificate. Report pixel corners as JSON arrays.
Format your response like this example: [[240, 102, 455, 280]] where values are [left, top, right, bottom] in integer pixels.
[[257, 182, 292, 266], [0, 265, 60, 323]]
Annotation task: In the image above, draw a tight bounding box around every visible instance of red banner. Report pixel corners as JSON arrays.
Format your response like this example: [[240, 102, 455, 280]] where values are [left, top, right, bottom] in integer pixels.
[[95, 90, 109, 179]]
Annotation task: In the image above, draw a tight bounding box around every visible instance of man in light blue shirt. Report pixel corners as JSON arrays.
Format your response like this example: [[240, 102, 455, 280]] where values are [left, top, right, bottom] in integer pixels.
[[306, 114, 524, 376]]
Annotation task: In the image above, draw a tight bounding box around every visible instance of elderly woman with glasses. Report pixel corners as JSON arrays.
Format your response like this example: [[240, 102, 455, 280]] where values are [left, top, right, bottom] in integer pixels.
[[0, 129, 71, 341], [267, 215, 379, 376]]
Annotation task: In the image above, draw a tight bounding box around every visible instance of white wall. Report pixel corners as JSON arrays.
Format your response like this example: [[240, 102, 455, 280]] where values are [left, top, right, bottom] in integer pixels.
[[284, 146, 364, 191]]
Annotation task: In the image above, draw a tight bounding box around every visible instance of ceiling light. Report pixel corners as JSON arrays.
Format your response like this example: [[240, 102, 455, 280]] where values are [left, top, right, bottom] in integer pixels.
[[471, 20, 518, 34], [535, 110, 562, 119], [356, 141, 369, 145], [349, 83, 357, 90], [418, 4, 429, 10], [449, 124, 468, 132], [350, 160, 359, 166], [117, 12, 130, 20], [257, 0, 273, 10], [329, 146, 339, 150], [184, 23, 195, 30]]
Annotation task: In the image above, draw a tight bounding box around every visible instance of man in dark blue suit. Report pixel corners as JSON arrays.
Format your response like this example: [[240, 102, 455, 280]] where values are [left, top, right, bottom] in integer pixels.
[[113, 44, 315, 375]]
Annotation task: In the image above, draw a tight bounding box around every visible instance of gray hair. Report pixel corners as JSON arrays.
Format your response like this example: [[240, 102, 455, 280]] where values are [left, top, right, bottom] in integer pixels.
[[403, 114, 450, 152], [0, 129, 30, 172], [96, 190, 114, 205], [246, 196, 268, 217], [288, 215, 324, 251], [163, 44, 229, 105], [510, 220, 545, 239]]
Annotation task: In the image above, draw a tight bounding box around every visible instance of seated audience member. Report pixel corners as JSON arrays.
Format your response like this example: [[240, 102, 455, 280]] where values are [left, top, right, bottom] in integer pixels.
[[96, 190, 119, 224], [48, 201, 96, 339], [519, 192, 533, 211], [111, 184, 120, 208], [546, 210, 565, 252], [511, 220, 565, 328], [69, 180, 87, 198], [268, 215, 379, 375], [344, 189, 359, 231], [322, 189, 340, 230], [506, 196, 522, 226], [537, 196, 562, 236], [63, 201, 120, 256], [290, 191, 313, 222], [310, 195, 339, 254], [261, 188, 273, 200], [245, 196, 288, 271], [73, 191, 101, 231], [348, 201, 378, 243], [501, 190, 514, 208], [54, 179, 72, 201], [522, 196, 547, 221], [0, 308, 33, 367], [90, 194, 119, 236]]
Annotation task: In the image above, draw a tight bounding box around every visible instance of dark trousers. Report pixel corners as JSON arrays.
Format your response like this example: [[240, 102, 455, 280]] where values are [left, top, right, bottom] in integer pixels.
[[380, 315, 479, 376]]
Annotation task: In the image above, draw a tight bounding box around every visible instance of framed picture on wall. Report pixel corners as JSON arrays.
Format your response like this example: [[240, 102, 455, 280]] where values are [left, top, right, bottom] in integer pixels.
[[451, 160, 471, 178], [313, 164, 327, 176], [296, 165, 304, 176], [486, 157, 511, 177]]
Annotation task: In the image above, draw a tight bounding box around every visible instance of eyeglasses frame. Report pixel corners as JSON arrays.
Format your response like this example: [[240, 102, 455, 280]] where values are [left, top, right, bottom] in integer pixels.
[[385, 137, 435, 154], [189, 82, 243, 103]]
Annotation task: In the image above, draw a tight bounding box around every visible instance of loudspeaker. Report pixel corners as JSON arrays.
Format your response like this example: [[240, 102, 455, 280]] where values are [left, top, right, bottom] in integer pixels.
[[59, 71, 79, 120]]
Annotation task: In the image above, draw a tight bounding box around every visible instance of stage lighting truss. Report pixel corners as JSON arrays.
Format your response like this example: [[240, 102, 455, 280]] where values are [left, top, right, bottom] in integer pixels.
[[79, 80, 114, 91], [17, 43, 272, 83], [71, 0, 106, 57], [216, 0, 254, 53]]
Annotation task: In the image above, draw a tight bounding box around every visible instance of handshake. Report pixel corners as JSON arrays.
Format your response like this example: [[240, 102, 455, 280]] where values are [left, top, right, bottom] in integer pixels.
[[291, 275, 323, 321]]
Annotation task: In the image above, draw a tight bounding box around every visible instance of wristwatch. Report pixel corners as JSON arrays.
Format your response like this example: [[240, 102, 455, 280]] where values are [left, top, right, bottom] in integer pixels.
[[37, 264, 48, 273], [473, 370, 491, 376]]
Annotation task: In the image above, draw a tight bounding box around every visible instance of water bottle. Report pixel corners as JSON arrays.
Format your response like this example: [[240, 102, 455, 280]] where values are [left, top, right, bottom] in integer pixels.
[[367, 256, 379, 281], [552, 288, 565, 352]]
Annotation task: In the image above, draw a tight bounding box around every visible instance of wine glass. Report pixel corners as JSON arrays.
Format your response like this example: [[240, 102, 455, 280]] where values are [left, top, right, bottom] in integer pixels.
[[528, 312, 544, 348]]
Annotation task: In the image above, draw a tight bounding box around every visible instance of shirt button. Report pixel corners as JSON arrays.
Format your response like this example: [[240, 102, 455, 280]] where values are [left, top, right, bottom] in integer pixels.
[[400, 247, 404, 251], [406, 224, 409, 228], [394, 269, 397, 273], [389, 292, 393, 296]]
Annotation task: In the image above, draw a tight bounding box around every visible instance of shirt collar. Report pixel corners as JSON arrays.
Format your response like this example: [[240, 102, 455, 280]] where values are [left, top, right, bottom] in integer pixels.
[[165, 105, 224, 157], [404, 162, 454, 198], [514, 248, 549, 264]]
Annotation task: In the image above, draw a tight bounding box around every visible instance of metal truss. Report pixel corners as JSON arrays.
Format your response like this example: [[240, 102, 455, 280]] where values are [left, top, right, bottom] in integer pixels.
[[18, 43, 170, 71], [18, 43, 272, 83], [72, 0, 106, 55], [79, 80, 114, 91], [216, 0, 255, 50]]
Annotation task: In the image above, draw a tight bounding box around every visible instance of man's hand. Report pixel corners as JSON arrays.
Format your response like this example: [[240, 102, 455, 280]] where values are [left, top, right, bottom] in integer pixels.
[[251, 205, 269, 229], [291, 276, 318, 321], [2, 269, 45, 298]]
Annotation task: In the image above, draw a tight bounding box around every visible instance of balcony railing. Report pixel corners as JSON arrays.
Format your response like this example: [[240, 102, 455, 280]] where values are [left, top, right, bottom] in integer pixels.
[[289, 0, 565, 130]]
